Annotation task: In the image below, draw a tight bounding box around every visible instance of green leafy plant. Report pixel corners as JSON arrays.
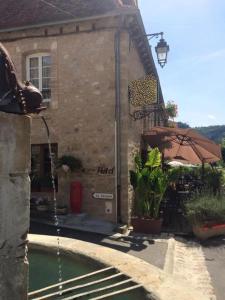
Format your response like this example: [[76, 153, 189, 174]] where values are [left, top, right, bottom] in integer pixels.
[[57, 155, 82, 172], [203, 167, 224, 195], [185, 193, 225, 226], [130, 148, 168, 219], [165, 100, 178, 119], [221, 138, 225, 165], [167, 165, 201, 183]]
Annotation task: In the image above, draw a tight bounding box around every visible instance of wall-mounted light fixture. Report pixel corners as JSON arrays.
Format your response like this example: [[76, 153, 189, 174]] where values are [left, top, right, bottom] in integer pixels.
[[146, 32, 169, 68]]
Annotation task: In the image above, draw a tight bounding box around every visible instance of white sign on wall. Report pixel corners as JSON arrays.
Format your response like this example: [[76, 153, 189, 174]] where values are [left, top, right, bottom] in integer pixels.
[[92, 193, 114, 200]]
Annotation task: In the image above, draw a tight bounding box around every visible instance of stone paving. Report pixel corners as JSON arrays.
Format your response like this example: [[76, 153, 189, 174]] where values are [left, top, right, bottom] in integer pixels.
[[171, 238, 216, 300], [202, 237, 225, 300], [29, 234, 210, 300], [30, 222, 222, 299]]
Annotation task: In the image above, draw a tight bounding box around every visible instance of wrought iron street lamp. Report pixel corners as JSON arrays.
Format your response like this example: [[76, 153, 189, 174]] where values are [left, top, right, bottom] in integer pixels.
[[146, 32, 170, 68], [128, 32, 169, 123]]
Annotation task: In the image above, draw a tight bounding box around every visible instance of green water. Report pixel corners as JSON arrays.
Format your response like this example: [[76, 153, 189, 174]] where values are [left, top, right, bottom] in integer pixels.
[[29, 249, 99, 292], [29, 249, 151, 299]]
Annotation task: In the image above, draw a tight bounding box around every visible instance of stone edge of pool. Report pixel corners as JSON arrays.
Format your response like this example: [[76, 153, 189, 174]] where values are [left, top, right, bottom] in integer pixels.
[[28, 234, 208, 300]]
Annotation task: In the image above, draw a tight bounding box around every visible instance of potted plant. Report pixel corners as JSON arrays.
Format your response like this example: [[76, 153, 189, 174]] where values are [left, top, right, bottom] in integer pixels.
[[56, 205, 68, 215], [57, 155, 82, 172], [130, 148, 168, 234], [185, 193, 225, 240], [36, 198, 49, 212]]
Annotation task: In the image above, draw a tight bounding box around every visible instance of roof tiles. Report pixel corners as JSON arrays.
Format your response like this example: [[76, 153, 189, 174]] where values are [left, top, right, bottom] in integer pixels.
[[0, 0, 122, 31]]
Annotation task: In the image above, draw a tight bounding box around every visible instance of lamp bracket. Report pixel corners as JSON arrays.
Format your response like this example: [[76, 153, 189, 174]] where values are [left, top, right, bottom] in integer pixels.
[[129, 104, 164, 121], [146, 32, 164, 40]]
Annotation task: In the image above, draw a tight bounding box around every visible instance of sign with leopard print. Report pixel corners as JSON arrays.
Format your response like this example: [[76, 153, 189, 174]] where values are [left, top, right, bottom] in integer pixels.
[[129, 74, 157, 107]]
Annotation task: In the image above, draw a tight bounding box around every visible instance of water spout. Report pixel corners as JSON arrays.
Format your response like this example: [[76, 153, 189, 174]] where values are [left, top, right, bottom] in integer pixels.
[[42, 116, 63, 294]]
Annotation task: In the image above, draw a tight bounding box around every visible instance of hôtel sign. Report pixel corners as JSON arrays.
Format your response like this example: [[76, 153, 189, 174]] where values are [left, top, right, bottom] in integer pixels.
[[92, 193, 114, 200]]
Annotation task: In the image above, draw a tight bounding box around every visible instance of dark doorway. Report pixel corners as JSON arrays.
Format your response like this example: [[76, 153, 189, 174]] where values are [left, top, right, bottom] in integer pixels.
[[30, 143, 58, 192]]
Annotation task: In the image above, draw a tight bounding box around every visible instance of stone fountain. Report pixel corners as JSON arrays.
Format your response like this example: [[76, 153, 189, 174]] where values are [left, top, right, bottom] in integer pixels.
[[0, 113, 30, 299], [0, 43, 45, 299]]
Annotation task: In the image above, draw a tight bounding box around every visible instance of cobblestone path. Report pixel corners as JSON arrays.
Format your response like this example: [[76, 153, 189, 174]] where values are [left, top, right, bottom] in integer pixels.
[[173, 239, 216, 300]]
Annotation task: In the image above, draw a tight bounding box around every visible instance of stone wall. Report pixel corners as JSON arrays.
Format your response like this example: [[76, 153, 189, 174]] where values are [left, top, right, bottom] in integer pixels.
[[119, 34, 147, 223], [3, 22, 117, 222], [0, 113, 31, 300], [1, 16, 151, 224]]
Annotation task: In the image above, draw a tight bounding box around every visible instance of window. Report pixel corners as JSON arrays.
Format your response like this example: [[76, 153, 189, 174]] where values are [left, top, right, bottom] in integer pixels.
[[26, 53, 51, 101]]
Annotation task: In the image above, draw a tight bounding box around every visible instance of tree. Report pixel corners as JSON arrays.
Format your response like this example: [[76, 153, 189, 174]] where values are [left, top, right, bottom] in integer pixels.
[[177, 121, 190, 128], [221, 138, 225, 163], [165, 101, 178, 119]]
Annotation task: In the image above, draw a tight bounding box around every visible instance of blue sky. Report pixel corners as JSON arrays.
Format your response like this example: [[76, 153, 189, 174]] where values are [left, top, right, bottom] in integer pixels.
[[139, 0, 225, 127]]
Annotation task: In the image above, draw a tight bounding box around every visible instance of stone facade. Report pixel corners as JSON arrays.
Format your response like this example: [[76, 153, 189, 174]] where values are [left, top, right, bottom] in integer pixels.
[[0, 113, 31, 300], [0, 12, 162, 224]]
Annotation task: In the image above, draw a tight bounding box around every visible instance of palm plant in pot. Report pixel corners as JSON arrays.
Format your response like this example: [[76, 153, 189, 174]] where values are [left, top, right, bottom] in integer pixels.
[[130, 148, 168, 234]]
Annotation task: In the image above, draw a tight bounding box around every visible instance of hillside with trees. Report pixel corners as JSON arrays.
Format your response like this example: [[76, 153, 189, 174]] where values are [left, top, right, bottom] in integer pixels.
[[195, 125, 225, 143], [177, 122, 225, 143]]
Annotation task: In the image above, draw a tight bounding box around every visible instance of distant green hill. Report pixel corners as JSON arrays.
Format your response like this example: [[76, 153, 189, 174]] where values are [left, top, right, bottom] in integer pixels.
[[177, 122, 225, 143], [195, 125, 225, 143]]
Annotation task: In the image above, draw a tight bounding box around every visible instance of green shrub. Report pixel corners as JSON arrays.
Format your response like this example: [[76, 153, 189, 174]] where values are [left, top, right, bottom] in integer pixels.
[[167, 165, 225, 195], [167, 166, 198, 182], [203, 167, 224, 195], [185, 193, 225, 226]]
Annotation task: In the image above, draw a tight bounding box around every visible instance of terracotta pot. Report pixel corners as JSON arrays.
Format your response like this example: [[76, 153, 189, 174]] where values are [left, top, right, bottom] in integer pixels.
[[37, 205, 48, 212], [193, 223, 225, 240], [131, 217, 162, 234], [57, 207, 68, 215]]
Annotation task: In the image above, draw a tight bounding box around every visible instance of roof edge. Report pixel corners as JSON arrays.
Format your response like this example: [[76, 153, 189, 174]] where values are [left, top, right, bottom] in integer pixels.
[[0, 7, 138, 33], [130, 10, 165, 105]]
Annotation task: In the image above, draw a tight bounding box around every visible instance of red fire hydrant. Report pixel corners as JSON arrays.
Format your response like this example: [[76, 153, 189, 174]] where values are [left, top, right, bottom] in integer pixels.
[[70, 181, 82, 214]]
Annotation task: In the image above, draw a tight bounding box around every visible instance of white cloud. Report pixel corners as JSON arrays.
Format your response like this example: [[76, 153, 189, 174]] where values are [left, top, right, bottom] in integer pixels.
[[139, 0, 212, 14], [208, 114, 216, 120], [173, 49, 225, 66], [196, 49, 225, 63]]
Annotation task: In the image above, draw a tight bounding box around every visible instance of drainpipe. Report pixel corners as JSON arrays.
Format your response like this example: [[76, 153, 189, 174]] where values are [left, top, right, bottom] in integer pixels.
[[114, 22, 122, 224]]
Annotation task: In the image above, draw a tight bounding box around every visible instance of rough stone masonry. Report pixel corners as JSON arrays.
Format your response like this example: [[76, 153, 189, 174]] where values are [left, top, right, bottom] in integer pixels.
[[0, 112, 31, 300]]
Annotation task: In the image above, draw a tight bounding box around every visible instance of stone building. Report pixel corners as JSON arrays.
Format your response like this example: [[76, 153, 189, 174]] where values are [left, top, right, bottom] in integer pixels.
[[0, 0, 166, 224]]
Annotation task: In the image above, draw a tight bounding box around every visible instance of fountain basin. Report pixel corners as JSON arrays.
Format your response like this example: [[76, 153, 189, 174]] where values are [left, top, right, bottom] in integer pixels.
[[29, 249, 99, 292], [28, 234, 209, 300]]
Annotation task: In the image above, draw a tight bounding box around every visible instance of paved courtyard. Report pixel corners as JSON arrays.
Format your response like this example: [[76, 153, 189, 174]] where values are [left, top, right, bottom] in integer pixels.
[[202, 237, 225, 300], [30, 222, 224, 300]]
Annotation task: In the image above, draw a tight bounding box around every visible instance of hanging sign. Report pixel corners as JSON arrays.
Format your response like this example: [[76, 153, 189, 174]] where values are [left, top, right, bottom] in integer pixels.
[[92, 193, 114, 200], [129, 74, 158, 107]]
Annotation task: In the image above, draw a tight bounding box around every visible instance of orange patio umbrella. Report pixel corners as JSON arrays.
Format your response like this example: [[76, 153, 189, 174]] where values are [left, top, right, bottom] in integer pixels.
[[143, 126, 222, 164]]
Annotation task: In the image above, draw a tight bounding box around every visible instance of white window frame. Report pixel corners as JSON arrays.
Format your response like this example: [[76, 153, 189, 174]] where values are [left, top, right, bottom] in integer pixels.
[[26, 53, 51, 102]]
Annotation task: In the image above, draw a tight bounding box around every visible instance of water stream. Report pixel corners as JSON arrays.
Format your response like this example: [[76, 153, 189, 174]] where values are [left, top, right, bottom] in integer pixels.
[[42, 116, 63, 295]]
